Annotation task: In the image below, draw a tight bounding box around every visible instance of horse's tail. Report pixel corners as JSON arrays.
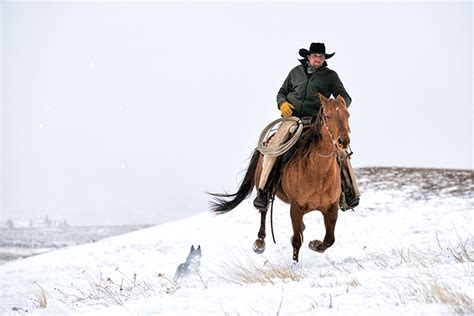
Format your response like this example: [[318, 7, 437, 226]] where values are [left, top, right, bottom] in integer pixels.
[[209, 149, 261, 214]]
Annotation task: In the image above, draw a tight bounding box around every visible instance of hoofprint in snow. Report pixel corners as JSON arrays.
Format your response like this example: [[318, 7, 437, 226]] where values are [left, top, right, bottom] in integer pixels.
[[0, 168, 472, 315]]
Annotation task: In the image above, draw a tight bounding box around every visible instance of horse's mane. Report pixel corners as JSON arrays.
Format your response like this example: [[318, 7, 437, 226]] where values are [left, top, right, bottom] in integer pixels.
[[293, 107, 325, 159], [294, 98, 341, 159]]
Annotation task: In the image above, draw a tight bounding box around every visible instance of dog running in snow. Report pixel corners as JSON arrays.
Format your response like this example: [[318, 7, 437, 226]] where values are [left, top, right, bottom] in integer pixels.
[[173, 245, 202, 282]]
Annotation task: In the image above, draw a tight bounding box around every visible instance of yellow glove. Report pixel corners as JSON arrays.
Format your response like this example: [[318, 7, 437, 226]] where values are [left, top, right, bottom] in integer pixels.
[[279, 101, 295, 117]]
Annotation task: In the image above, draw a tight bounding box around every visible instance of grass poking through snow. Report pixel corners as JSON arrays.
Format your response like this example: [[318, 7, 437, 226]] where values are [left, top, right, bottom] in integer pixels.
[[217, 248, 302, 285]]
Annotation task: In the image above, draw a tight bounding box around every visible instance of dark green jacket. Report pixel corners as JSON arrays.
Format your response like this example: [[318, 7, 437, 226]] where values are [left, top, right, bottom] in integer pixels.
[[277, 60, 352, 117]]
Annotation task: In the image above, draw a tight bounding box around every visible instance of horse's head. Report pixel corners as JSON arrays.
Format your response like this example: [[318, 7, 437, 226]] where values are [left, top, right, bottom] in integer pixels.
[[319, 94, 351, 149]]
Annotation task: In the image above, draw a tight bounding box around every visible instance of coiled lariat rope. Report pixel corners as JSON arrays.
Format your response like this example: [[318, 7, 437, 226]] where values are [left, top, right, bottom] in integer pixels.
[[257, 116, 304, 157]]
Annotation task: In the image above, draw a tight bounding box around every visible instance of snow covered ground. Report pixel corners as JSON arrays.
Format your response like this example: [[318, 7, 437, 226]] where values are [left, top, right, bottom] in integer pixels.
[[0, 167, 472, 315], [0, 225, 150, 264]]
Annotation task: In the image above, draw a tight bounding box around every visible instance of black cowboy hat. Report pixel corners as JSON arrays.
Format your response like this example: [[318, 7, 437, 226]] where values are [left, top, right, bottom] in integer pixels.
[[299, 42, 335, 59]]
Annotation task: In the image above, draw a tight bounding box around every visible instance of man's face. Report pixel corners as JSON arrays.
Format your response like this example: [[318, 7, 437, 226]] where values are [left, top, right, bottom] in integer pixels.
[[307, 53, 325, 68]]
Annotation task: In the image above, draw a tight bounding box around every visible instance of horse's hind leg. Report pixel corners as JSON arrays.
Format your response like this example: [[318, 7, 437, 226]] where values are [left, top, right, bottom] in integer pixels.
[[290, 203, 304, 262], [309, 202, 338, 253], [253, 210, 267, 254]]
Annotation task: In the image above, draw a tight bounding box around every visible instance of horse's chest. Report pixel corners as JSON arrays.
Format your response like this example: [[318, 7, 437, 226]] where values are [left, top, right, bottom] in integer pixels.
[[283, 161, 339, 209]]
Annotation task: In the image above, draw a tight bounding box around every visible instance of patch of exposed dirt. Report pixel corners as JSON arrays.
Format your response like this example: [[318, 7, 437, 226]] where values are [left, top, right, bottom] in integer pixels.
[[355, 167, 473, 201]]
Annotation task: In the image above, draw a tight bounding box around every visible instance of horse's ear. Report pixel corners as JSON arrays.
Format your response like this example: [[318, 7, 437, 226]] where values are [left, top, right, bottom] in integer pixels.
[[319, 93, 328, 104], [336, 95, 346, 107], [191, 245, 195, 251], [197, 245, 201, 250], [319, 93, 329, 114]]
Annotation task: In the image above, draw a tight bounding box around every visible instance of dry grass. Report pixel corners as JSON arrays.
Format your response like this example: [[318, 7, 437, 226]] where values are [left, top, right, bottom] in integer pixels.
[[33, 286, 47, 309], [407, 274, 472, 315], [347, 276, 361, 288], [382, 267, 473, 315], [48, 267, 175, 309], [78, 268, 159, 306], [436, 233, 473, 264], [8, 285, 47, 314], [311, 234, 472, 314], [427, 279, 472, 315], [217, 250, 302, 285], [360, 234, 474, 273], [223, 260, 302, 285]]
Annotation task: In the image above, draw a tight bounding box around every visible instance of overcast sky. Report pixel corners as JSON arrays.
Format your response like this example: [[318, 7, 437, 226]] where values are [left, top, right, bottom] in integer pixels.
[[1, 1, 472, 225]]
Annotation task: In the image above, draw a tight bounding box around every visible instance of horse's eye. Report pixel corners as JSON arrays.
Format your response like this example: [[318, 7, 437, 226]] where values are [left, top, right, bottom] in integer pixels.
[[325, 115, 331, 119]]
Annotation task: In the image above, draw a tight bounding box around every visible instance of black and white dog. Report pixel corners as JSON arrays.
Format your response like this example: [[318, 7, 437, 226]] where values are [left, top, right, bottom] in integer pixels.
[[173, 245, 202, 282]]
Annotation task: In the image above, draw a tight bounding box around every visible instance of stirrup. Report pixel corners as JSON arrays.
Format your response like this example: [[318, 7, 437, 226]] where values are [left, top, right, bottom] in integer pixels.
[[253, 189, 269, 211]]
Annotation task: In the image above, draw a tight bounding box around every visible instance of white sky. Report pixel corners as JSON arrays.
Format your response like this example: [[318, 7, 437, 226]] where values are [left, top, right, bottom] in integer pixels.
[[1, 1, 472, 225]]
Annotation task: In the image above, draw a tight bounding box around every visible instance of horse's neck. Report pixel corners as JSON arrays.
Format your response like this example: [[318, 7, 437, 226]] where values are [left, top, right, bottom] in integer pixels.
[[313, 126, 336, 158]]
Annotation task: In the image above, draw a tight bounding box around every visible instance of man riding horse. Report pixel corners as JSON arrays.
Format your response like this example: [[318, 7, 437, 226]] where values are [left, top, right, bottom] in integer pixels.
[[253, 42, 360, 212]]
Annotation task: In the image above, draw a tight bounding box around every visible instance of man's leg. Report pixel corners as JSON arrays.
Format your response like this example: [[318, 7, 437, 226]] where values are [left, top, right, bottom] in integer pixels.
[[254, 120, 297, 211], [338, 149, 360, 211]]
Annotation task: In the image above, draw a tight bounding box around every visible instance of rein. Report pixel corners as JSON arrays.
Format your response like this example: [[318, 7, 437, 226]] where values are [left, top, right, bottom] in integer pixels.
[[314, 116, 337, 158], [270, 190, 277, 244]]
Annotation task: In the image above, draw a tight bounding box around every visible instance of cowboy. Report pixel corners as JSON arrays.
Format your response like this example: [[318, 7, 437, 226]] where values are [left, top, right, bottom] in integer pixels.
[[253, 42, 360, 211]]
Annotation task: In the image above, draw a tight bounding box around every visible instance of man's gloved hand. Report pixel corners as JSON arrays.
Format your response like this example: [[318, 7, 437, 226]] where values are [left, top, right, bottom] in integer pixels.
[[279, 101, 295, 117]]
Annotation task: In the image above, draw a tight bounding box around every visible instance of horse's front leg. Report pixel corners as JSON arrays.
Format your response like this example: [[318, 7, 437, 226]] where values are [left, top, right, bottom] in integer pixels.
[[253, 210, 267, 254], [290, 203, 304, 262], [309, 202, 338, 253]]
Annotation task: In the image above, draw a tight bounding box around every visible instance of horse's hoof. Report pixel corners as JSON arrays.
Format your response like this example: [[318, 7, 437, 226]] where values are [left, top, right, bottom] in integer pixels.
[[291, 261, 301, 272], [253, 243, 265, 254], [253, 239, 265, 254], [309, 240, 325, 253]]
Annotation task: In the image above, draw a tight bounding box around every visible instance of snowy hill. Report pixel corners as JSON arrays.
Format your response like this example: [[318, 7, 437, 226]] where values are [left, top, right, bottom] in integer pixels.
[[0, 167, 472, 315], [0, 225, 151, 264]]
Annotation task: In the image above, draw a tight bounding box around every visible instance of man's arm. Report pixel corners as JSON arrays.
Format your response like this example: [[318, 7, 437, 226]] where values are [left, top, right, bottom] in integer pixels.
[[276, 73, 293, 109], [330, 71, 352, 107]]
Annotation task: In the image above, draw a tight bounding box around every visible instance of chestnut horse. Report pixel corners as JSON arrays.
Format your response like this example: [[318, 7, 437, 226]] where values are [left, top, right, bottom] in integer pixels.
[[210, 94, 351, 262]]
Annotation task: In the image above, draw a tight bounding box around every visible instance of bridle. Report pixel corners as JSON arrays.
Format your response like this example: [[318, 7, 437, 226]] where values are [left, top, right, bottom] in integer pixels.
[[314, 115, 338, 158]]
